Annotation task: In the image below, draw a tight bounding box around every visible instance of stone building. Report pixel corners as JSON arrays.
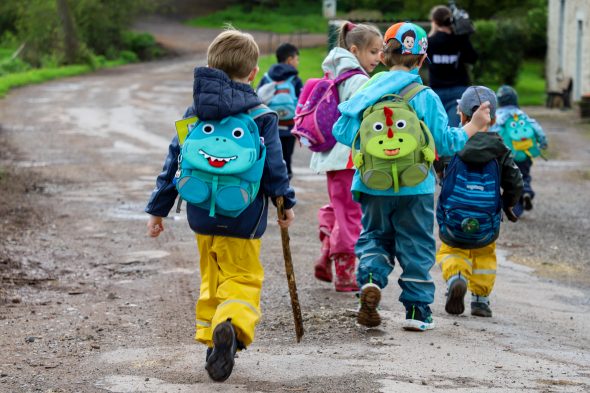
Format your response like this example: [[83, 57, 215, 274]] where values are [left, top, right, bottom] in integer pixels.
[[547, 0, 589, 101]]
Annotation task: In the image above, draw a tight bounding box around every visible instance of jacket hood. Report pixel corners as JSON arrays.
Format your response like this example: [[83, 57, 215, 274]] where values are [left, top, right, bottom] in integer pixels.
[[458, 132, 509, 164], [322, 47, 365, 77], [192, 67, 262, 120], [267, 63, 299, 81]]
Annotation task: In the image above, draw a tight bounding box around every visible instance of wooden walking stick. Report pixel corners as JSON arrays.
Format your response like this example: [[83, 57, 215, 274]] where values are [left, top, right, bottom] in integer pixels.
[[276, 196, 304, 342]]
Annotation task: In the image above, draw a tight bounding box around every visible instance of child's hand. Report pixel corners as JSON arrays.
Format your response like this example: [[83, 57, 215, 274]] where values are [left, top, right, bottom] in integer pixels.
[[471, 101, 491, 131], [278, 208, 295, 229], [147, 215, 164, 237], [504, 207, 518, 223]]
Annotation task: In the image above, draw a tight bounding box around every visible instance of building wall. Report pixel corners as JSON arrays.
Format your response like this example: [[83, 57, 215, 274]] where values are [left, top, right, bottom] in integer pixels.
[[547, 0, 590, 100]]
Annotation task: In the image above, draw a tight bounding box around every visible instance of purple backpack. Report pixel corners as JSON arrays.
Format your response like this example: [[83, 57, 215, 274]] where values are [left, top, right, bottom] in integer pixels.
[[292, 69, 365, 152]]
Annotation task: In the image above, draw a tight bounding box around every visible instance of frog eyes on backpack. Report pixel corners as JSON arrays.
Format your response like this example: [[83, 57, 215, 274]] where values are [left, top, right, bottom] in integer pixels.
[[510, 121, 517, 128], [232, 128, 244, 139], [203, 124, 214, 134], [373, 122, 384, 131], [519, 120, 525, 126], [396, 120, 407, 129]]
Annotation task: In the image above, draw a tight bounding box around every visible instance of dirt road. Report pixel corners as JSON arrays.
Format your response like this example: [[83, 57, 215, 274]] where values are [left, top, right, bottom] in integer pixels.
[[1, 21, 589, 393]]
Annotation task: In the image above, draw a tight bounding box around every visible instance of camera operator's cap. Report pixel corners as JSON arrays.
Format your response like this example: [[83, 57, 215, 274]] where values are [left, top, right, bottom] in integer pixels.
[[384, 22, 428, 55], [459, 86, 497, 118], [496, 85, 519, 107]]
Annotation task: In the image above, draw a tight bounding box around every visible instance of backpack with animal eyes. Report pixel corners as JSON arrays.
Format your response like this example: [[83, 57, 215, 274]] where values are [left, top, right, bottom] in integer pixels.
[[256, 74, 297, 121], [173, 105, 274, 218], [499, 112, 541, 162], [352, 83, 436, 192]]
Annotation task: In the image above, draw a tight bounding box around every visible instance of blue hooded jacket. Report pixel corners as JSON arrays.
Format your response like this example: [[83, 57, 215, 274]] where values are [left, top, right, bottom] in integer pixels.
[[332, 70, 469, 198], [145, 67, 296, 239]]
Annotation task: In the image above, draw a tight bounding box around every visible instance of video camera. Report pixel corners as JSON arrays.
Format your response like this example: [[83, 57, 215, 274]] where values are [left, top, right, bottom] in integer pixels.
[[448, 0, 475, 35]]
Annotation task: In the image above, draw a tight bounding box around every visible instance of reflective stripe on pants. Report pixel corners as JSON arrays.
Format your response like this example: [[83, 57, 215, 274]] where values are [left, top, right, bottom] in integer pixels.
[[437, 242, 497, 297], [195, 234, 263, 348]]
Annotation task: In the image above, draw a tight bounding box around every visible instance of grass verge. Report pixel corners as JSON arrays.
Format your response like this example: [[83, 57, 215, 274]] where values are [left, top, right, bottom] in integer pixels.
[[186, 5, 327, 34], [0, 59, 127, 98]]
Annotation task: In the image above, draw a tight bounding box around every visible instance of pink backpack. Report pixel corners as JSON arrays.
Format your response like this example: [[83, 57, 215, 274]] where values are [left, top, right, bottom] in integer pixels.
[[291, 69, 365, 152]]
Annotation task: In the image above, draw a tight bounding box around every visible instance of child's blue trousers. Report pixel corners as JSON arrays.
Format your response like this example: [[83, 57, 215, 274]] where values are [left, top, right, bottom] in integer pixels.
[[355, 193, 436, 308]]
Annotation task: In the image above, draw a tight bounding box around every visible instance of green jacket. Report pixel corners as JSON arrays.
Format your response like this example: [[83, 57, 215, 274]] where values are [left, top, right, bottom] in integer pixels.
[[458, 132, 523, 208]]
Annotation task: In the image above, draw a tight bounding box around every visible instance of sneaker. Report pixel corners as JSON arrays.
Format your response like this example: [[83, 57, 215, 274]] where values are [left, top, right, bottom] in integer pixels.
[[523, 193, 533, 211], [205, 320, 238, 382], [357, 283, 381, 327], [206, 347, 213, 362], [471, 302, 493, 317], [403, 304, 435, 332], [445, 274, 467, 315]]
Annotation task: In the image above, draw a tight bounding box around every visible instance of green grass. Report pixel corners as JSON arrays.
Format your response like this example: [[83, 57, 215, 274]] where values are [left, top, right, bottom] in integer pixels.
[[484, 60, 546, 106], [186, 5, 327, 34], [257, 46, 546, 106], [0, 59, 127, 98]]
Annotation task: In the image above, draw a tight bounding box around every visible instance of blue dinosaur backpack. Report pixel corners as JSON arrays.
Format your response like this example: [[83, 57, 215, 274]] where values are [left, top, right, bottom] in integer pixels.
[[257, 74, 297, 121], [436, 155, 502, 249], [173, 105, 274, 218], [499, 112, 542, 162]]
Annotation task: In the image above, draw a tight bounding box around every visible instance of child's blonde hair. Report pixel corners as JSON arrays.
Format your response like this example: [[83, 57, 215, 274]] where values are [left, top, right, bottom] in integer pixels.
[[207, 28, 259, 80], [337, 21, 382, 51], [382, 39, 423, 69]]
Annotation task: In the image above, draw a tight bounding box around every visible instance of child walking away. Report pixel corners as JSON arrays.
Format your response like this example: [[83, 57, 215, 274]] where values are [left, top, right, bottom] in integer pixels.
[[332, 22, 491, 331], [257, 43, 303, 179], [437, 86, 523, 317], [492, 85, 547, 216], [305, 22, 382, 292], [145, 29, 296, 382]]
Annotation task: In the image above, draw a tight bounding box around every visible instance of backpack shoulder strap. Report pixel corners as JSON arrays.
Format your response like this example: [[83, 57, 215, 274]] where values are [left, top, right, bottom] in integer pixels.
[[399, 82, 429, 102], [334, 69, 366, 85], [248, 104, 277, 120]]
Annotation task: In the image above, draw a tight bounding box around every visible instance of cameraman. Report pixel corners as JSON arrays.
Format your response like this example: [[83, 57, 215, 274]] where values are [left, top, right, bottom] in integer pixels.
[[427, 4, 478, 127]]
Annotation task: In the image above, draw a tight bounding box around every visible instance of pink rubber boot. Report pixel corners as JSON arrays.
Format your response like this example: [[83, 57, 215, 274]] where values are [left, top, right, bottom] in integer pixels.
[[314, 235, 332, 282], [333, 253, 359, 292]]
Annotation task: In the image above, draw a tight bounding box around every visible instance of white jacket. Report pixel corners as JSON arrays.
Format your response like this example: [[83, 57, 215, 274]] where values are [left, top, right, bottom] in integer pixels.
[[309, 48, 369, 173]]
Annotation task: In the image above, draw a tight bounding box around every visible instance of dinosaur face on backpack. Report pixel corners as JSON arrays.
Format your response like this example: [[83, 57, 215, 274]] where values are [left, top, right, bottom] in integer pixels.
[[361, 106, 422, 160], [505, 114, 535, 142], [183, 116, 258, 174]]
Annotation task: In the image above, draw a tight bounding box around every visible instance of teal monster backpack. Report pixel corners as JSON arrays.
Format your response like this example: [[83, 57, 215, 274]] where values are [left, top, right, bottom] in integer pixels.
[[352, 83, 436, 192], [173, 105, 274, 218], [499, 112, 542, 162]]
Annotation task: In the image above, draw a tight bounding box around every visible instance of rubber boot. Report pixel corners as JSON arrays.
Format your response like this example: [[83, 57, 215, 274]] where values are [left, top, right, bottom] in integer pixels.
[[333, 253, 359, 292], [314, 235, 332, 282]]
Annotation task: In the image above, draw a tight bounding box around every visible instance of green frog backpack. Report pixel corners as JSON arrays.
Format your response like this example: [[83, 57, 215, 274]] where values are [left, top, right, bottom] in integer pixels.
[[352, 83, 436, 192]]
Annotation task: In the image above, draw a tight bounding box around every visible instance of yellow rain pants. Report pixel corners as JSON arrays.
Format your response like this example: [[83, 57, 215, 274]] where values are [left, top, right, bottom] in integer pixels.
[[195, 234, 263, 348], [436, 242, 497, 297]]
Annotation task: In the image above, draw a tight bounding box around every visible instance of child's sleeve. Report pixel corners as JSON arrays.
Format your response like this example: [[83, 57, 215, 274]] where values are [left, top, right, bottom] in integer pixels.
[[412, 89, 469, 156], [145, 134, 180, 217], [294, 76, 303, 98], [258, 113, 296, 209], [499, 150, 524, 208]]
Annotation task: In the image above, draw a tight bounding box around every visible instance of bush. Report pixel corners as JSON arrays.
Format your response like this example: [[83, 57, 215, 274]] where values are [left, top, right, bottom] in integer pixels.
[[0, 57, 31, 76], [119, 50, 139, 63], [122, 31, 162, 61], [471, 19, 528, 86]]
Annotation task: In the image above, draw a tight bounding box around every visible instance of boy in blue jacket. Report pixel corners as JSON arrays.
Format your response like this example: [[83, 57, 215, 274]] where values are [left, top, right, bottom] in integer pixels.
[[257, 43, 303, 179], [145, 29, 296, 382], [332, 22, 490, 331]]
